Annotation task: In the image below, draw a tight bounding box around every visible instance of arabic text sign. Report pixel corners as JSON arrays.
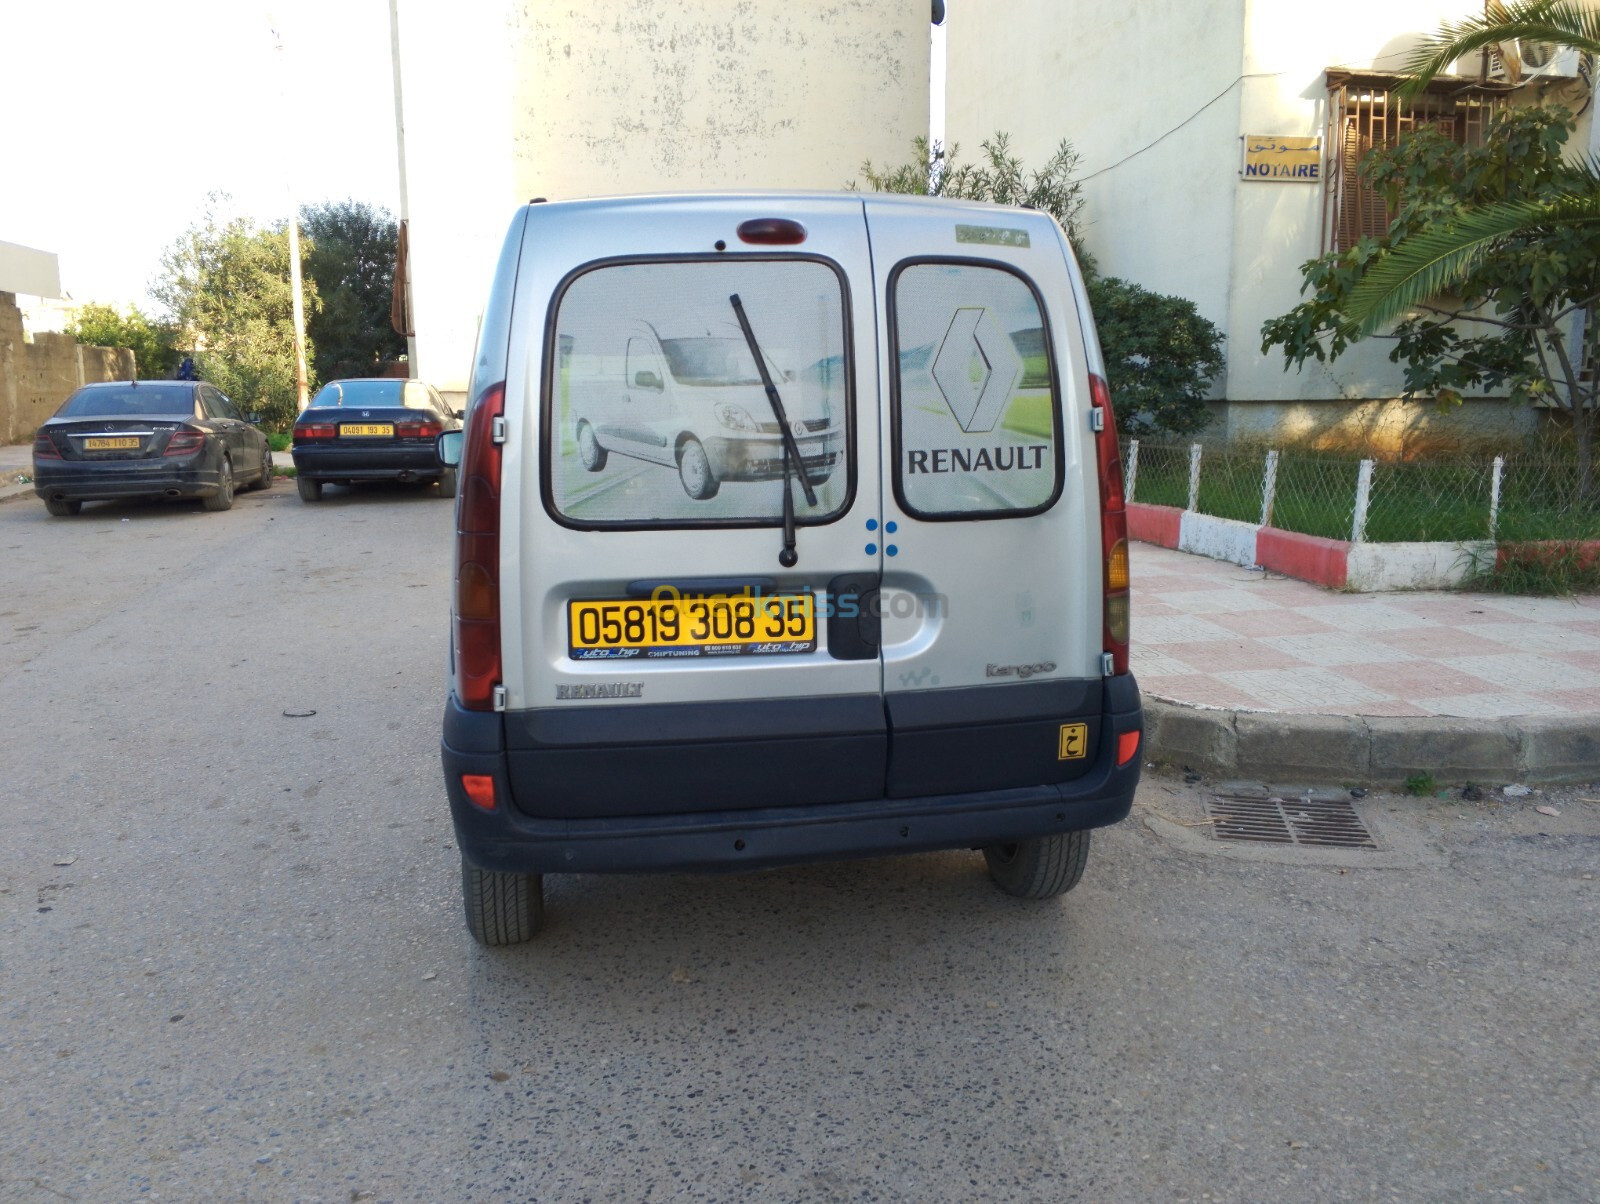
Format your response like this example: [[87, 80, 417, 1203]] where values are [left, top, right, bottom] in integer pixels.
[[1243, 135, 1321, 182]]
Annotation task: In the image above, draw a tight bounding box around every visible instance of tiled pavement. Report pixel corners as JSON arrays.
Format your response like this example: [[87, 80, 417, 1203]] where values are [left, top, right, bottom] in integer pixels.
[[1132, 542, 1600, 719]]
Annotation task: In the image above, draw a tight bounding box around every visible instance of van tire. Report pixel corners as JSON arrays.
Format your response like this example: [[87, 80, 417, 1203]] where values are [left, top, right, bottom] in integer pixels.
[[677, 438, 719, 499], [297, 476, 323, 502], [983, 830, 1090, 899], [576, 421, 607, 471], [462, 859, 545, 946], [44, 497, 82, 517]]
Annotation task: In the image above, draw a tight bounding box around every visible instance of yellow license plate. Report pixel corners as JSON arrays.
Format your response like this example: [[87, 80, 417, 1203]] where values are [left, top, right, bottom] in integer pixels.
[[569, 593, 817, 659], [340, 423, 393, 437], [84, 436, 140, 450]]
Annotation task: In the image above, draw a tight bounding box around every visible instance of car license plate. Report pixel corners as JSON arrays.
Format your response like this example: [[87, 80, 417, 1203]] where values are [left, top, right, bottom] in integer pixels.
[[84, 436, 140, 450], [568, 593, 817, 659], [340, 423, 394, 437]]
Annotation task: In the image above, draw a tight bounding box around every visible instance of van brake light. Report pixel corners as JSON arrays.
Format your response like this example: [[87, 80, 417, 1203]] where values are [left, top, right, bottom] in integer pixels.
[[454, 382, 506, 711], [1090, 374, 1130, 675]]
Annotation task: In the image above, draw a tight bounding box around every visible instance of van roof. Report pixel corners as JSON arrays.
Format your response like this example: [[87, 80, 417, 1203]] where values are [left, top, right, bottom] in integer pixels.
[[519, 191, 1061, 223]]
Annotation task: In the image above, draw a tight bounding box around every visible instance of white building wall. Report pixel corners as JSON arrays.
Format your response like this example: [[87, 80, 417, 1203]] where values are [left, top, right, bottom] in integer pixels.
[[393, 0, 929, 398], [945, 0, 1247, 343], [511, 1, 928, 203], [390, 0, 514, 396], [947, 0, 1596, 422]]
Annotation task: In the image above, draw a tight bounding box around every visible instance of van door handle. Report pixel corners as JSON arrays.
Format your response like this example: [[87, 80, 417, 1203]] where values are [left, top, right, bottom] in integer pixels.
[[827, 573, 879, 660]]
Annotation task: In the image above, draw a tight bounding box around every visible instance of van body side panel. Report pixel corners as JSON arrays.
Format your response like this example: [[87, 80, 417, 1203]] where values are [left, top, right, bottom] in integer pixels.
[[861, 197, 1113, 796]]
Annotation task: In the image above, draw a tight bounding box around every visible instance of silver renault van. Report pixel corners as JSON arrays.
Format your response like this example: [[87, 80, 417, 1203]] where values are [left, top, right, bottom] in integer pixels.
[[438, 193, 1143, 945]]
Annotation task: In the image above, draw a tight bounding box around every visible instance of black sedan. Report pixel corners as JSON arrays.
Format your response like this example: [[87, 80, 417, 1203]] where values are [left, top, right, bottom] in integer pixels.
[[290, 379, 460, 502], [31, 380, 273, 516]]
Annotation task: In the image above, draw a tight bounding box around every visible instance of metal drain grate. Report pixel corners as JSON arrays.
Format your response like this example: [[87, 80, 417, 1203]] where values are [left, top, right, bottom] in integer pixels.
[[1206, 794, 1377, 848]]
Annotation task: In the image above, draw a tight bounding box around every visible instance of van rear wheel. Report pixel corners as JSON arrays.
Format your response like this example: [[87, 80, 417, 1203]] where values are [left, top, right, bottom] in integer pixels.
[[462, 859, 545, 946], [576, 421, 607, 471], [983, 830, 1090, 899], [677, 437, 719, 499]]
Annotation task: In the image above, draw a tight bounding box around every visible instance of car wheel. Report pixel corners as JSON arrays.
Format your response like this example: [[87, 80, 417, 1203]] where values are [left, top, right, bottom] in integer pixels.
[[982, 829, 1090, 899], [677, 437, 719, 499], [43, 497, 82, 517], [297, 475, 322, 502], [202, 458, 235, 511], [576, 421, 608, 472], [437, 466, 458, 499], [461, 858, 545, 946], [253, 449, 274, 490]]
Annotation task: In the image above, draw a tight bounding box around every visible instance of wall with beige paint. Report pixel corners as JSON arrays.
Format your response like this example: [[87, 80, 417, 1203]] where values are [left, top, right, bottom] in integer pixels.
[[391, 0, 929, 398], [1, 292, 134, 444]]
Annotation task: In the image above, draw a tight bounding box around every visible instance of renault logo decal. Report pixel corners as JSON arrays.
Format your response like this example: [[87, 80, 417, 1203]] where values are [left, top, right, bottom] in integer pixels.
[[930, 306, 1024, 434]]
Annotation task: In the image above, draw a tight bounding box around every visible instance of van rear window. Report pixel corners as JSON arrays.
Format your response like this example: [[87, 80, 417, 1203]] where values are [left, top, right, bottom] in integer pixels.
[[890, 261, 1062, 519], [545, 258, 852, 528]]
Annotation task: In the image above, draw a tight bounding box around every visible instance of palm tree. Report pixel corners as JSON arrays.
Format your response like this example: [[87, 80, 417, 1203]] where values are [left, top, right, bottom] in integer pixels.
[[1342, 0, 1600, 333], [1335, 1, 1600, 505], [1399, 0, 1600, 94]]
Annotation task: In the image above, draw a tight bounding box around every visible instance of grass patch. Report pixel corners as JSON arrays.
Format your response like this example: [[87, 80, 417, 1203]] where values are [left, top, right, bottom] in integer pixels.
[[268, 431, 293, 452], [1468, 542, 1600, 596], [1403, 772, 1436, 797], [1127, 442, 1600, 545]]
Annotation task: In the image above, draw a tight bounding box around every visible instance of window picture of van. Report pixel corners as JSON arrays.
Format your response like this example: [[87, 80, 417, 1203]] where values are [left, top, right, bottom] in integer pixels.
[[438, 195, 1142, 946], [554, 260, 848, 522]]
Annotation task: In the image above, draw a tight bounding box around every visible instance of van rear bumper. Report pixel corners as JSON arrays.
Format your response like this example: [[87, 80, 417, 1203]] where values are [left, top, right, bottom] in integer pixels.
[[440, 676, 1142, 875]]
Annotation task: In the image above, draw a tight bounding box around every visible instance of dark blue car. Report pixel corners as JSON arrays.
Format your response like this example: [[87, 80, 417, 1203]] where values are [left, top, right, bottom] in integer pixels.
[[290, 378, 460, 502]]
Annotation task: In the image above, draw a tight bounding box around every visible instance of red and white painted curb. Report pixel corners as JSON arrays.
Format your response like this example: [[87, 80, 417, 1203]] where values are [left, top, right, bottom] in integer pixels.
[[1127, 502, 1501, 591]]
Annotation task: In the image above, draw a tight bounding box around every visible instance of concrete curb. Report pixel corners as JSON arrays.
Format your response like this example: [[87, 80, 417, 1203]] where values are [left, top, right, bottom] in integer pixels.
[[1143, 696, 1600, 787]]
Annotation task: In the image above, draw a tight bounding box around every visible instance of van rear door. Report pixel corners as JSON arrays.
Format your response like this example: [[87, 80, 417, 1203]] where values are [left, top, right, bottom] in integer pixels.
[[500, 197, 886, 820], [862, 198, 1108, 799]]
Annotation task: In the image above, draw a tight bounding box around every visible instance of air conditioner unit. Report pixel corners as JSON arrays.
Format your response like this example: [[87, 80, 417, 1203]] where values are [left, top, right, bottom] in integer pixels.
[[1485, 40, 1583, 81], [1519, 39, 1582, 76]]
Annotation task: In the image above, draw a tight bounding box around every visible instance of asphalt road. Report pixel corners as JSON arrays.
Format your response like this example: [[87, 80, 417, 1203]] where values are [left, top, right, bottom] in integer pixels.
[[1, 480, 1597, 1203]]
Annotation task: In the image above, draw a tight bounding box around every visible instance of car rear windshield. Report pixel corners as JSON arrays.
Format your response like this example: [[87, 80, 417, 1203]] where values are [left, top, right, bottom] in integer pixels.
[[891, 260, 1062, 520], [307, 380, 434, 410], [545, 257, 853, 529], [55, 385, 195, 418]]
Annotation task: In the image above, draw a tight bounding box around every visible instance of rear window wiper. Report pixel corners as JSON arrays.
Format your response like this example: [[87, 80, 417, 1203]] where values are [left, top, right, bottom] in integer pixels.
[[730, 293, 817, 568]]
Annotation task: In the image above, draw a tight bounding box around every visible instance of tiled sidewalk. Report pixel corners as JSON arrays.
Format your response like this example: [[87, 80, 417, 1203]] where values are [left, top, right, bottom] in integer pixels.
[[1131, 543, 1600, 719]]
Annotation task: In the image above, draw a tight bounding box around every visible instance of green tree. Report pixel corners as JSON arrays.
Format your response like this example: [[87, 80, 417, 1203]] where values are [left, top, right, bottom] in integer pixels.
[[1261, 106, 1600, 503], [68, 302, 181, 379], [852, 134, 1223, 435], [300, 200, 406, 381], [153, 198, 318, 430], [1341, 0, 1600, 333]]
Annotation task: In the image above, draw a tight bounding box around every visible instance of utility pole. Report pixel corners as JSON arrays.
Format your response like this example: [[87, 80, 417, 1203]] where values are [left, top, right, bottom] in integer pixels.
[[270, 14, 311, 411]]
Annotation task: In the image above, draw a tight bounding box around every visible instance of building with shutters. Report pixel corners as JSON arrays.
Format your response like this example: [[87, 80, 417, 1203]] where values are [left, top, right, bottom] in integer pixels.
[[944, 1, 1598, 449]]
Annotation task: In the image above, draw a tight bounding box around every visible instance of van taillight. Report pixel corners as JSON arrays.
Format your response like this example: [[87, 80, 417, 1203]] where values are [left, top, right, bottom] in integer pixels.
[[454, 381, 505, 711], [1090, 373, 1130, 675], [32, 431, 61, 460]]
